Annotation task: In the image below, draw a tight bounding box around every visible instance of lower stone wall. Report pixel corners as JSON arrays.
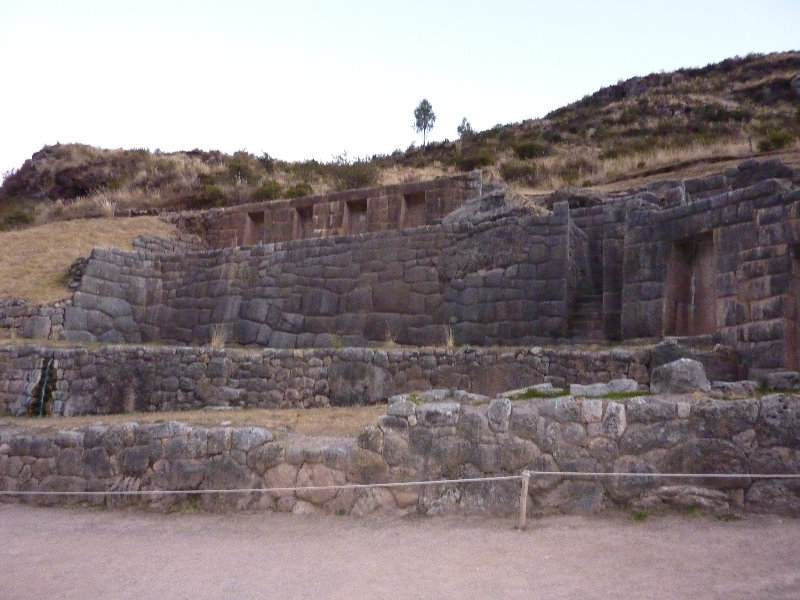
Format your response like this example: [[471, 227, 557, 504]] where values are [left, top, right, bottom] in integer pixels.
[[2, 391, 799, 517], [0, 342, 747, 417], [0, 344, 656, 416]]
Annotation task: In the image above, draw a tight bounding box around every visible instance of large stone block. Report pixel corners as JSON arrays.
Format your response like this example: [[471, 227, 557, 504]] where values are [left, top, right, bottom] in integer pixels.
[[650, 358, 711, 394], [327, 362, 389, 406], [664, 439, 748, 489], [22, 316, 51, 339], [416, 402, 461, 427]]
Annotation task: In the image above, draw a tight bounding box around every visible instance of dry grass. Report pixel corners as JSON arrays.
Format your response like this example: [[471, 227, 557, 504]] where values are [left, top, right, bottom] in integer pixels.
[[0, 216, 178, 303], [377, 164, 450, 186], [209, 323, 228, 348], [507, 137, 758, 195], [0, 405, 386, 437]]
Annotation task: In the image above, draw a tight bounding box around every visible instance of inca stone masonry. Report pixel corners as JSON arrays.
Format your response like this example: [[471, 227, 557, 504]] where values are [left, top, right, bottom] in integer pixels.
[[3, 159, 800, 517], [9, 158, 790, 377]]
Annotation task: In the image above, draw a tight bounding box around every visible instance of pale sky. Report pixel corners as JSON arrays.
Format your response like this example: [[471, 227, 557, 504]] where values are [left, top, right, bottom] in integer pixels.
[[1, 0, 798, 177]]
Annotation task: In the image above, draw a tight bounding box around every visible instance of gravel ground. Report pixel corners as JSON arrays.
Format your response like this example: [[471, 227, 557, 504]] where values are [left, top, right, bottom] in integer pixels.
[[1, 504, 799, 599]]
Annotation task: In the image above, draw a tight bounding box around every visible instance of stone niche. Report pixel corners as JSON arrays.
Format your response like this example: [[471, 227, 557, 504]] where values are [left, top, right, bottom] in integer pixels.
[[664, 233, 716, 336]]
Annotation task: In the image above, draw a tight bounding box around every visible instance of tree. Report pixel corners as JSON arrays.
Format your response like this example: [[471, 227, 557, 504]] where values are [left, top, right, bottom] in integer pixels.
[[457, 117, 473, 139], [413, 99, 436, 146]]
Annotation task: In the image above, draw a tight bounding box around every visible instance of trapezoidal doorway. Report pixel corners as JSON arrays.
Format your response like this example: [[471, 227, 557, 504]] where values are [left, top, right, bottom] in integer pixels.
[[788, 246, 800, 370], [664, 233, 717, 336]]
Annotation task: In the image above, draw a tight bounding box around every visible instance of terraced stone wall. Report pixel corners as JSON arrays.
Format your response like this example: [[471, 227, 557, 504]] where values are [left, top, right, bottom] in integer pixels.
[[0, 344, 657, 416], [60, 203, 582, 348], [172, 171, 482, 249], [2, 392, 798, 517]]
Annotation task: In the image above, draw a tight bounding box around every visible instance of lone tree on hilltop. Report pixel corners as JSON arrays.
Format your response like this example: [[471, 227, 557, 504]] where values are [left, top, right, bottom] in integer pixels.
[[414, 99, 436, 146], [457, 117, 473, 139]]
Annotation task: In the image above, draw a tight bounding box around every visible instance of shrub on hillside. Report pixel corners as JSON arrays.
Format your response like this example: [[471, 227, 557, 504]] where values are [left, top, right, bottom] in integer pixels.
[[251, 180, 282, 202], [455, 147, 495, 171], [183, 184, 228, 209], [288, 159, 327, 182], [557, 156, 598, 185], [0, 207, 36, 230], [512, 140, 551, 159], [285, 182, 313, 198], [757, 128, 795, 152], [329, 155, 379, 190], [226, 151, 260, 184], [500, 160, 539, 185]]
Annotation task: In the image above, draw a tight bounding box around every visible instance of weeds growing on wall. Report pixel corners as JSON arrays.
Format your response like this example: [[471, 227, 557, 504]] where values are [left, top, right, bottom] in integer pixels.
[[209, 324, 228, 349]]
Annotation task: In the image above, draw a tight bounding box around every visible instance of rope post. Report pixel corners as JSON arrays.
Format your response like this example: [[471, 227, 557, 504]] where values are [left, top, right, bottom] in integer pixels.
[[518, 470, 530, 530]]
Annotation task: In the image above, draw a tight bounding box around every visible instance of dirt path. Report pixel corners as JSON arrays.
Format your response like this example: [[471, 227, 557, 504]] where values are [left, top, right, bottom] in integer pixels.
[[1, 504, 799, 599]]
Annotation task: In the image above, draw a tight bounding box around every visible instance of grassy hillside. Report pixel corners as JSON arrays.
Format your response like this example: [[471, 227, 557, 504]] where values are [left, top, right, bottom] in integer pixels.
[[2, 51, 798, 231], [0, 217, 177, 302]]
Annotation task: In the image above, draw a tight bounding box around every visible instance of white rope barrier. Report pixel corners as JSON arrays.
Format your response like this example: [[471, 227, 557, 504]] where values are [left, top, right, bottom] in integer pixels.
[[3, 470, 800, 531], [0, 474, 522, 497], [524, 471, 800, 479]]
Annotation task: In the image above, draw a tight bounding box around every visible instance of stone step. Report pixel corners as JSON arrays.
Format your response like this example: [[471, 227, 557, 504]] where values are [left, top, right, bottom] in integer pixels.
[[569, 295, 605, 341]]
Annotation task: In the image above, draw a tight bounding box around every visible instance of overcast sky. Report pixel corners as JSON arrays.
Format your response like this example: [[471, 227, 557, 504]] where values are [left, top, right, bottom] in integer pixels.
[[1, 0, 798, 177]]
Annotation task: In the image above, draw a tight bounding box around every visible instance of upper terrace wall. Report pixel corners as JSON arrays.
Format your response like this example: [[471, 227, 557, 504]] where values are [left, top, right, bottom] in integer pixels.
[[173, 172, 482, 249], [61, 202, 582, 348]]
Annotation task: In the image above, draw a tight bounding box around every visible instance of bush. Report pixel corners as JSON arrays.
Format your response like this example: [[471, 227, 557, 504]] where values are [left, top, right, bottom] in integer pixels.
[[0, 207, 36, 230], [251, 180, 282, 202], [226, 151, 260, 184], [329, 156, 379, 190], [757, 128, 795, 152], [500, 160, 538, 185], [456, 147, 495, 171], [185, 184, 227, 209], [285, 182, 313, 198], [512, 140, 550, 160], [558, 156, 598, 184], [288, 159, 326, 182]]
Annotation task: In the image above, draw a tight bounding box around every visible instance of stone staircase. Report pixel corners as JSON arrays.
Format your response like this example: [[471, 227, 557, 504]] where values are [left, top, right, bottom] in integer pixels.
[[569, 294, 605, 342]]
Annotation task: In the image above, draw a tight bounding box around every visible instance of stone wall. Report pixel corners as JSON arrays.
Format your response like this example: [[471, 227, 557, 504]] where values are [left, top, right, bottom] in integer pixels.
[[553, 159, 800, 355], [2, 390, 799, 517], [0, 299, 66, 341], [622, 176, 800, 374], [172, 171, 482, 249], [0, 343, 660, 416], [61, 203, 582, 348], [131, 233, 207, 254]]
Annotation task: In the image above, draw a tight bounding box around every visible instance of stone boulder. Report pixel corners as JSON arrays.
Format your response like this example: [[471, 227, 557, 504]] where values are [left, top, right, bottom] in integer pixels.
[[764, 371, 800, 392], [650, 358, 710, 394]]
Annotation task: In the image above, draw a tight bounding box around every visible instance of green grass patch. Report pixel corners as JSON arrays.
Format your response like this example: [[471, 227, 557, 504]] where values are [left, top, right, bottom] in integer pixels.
[[599, 390, 651, 399], [513, 387, 569, 399]]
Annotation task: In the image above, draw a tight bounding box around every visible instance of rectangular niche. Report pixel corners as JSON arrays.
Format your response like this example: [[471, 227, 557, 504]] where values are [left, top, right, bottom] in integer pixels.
[[243, 211, 265, 246], [344, 199, 368, 235], [401, 191, 427, 228], [788, 246, 800, 370], [294, 206, 314, 240], [664, 233, 716, 336]]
